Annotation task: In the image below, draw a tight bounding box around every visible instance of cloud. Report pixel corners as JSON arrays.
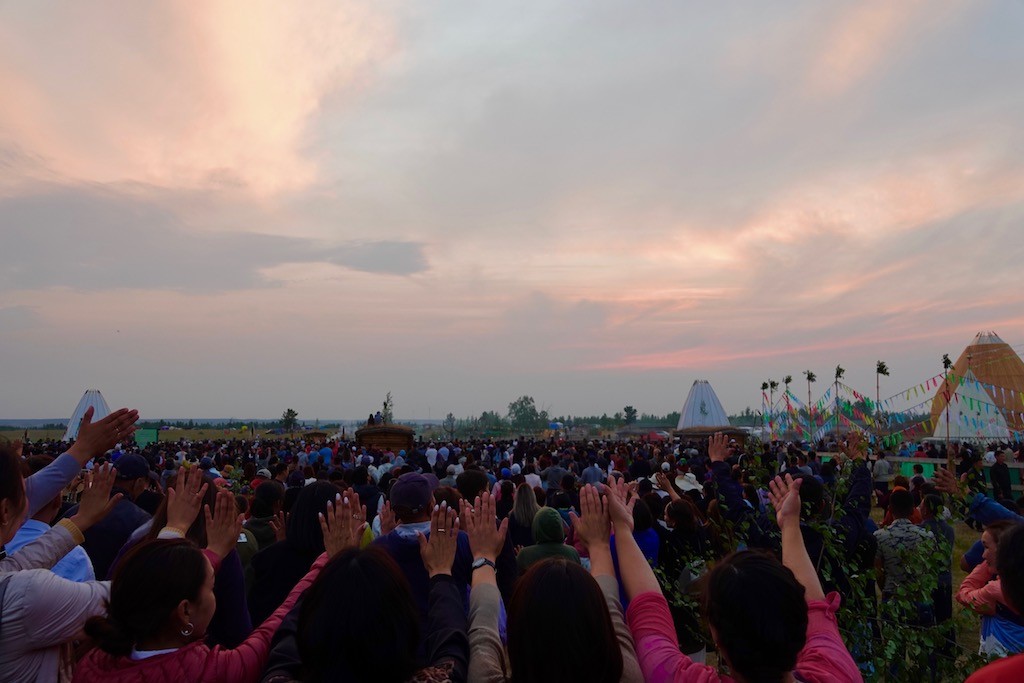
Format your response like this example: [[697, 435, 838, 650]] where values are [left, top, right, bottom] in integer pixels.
[[0, 1, 396, 194], [0, 185, 429, 292], [327, 241, 430, 276]]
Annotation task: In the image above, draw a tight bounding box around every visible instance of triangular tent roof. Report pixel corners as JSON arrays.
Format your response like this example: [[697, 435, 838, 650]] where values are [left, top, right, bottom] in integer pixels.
[[930, 332, 1024, 435], [677, 380, 729, 430], [63, 389, 111, 441], [931, 369, 1010, 441]]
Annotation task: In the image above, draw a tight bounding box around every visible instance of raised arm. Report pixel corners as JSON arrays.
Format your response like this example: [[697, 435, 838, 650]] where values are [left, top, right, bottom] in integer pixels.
[[462, 493, 511, 683], [956, 562, 1001, 615], [571, 484, 642, 683], [605, 478, 660, 598], [767, 475, 825, 602], [1, 464, 122, 573], [25, 407, 138, 517]]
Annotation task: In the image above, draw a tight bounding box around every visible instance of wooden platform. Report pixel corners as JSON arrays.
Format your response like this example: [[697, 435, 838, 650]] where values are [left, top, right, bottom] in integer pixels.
[[355, 424, 416, 452]]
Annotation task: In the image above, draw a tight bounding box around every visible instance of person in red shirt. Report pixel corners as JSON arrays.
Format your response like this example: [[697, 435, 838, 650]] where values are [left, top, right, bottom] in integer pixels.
[[614, 432, 861, 683]]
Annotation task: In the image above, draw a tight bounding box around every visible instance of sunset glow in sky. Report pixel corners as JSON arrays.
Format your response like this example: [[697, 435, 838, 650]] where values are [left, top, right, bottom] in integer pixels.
[[3, 1, 1024, 421]]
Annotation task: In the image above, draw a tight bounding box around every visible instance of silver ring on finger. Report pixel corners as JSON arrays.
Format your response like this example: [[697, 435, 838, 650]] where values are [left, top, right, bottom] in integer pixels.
[[436, 528, 446, 533]]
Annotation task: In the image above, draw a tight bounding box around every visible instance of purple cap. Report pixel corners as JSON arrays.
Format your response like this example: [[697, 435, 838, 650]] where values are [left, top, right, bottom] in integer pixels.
[[389, 472, 433, 512]]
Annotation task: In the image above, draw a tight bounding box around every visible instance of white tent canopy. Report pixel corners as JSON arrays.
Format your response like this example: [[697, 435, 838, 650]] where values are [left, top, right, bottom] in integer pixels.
[[677, 380, 730, 430], [931, 369, 1010, 441], [62, 389, 111, 441]]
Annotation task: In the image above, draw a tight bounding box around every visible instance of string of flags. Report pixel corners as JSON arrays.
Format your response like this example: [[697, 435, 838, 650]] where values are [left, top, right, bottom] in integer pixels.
[[761, 371, 1024, 443]]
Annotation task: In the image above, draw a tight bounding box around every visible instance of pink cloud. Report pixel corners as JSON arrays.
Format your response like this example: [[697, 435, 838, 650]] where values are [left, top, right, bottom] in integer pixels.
[[802, 1, 962, 99], [0, 2, 396, 195]]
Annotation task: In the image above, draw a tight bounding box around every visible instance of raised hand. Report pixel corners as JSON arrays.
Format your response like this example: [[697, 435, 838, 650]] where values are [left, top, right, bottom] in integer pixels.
[[319, 490, 368, 558], [570, 484, 611, 550], [379, 499, 397, 536], [460, 492, 507, 562], [67, 407, 141, 464], [205, 490, 244, 559], [269, 510, 287, 543], [708, 432, 729, 463], [654, 471, 680, 501], [418, 502, 459, 578], [767, 474, 802, 531], [838, 432, 866, 462], [166, 465, 208, 531], [605, 477, 637, 532], [70, 464, 122, 530], [933, 467, 964, 498]]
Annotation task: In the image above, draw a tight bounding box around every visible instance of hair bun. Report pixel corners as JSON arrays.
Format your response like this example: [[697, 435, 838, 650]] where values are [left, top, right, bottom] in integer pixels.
[[84, 615, 134, 657]]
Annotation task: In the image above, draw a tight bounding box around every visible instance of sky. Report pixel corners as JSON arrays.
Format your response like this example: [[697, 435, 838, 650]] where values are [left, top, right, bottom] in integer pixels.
[[3, 1, 1024, 422]]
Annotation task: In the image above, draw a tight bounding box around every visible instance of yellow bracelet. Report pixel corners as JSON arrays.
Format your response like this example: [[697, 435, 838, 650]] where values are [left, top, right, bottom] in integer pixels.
[[56, 518, 85, 545]]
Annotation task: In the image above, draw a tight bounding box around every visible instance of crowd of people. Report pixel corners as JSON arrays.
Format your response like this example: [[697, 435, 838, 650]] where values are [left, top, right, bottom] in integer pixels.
[[2, 407, 1024, 682]]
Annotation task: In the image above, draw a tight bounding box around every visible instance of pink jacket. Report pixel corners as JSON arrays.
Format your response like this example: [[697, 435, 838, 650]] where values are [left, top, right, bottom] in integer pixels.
[[625, 590, 861, 683], [72, 552, 329, 683], [957, 563, 1007, 616]]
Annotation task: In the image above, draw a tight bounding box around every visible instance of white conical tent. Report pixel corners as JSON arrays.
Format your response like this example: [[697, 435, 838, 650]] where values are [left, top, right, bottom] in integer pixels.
[[677, 380, 730, 430], [62, 390, 111, 441], [931, 369, 1010, 441]]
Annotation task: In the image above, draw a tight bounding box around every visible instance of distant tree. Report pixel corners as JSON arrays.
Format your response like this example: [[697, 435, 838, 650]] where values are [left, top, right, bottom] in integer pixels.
[[282, 408, 299, 431], [508, 395, 540, 432], [382, 391, 394, 424], [442, 412, 457, 440], [623, 406, 638, 424]]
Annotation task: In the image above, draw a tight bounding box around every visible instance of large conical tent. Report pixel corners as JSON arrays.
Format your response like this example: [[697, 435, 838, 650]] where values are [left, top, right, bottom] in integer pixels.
[[62, 389, 111, 441], [931, 369, 1010, 440], [930, 332, 1024, 438], [677, 380, 730, 430]]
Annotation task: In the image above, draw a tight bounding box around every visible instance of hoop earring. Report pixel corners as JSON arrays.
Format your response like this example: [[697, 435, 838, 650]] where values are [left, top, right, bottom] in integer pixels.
[[180, 622, 194, 637]]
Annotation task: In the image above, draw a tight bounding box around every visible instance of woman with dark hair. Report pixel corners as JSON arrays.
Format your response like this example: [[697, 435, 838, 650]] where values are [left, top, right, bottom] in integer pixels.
[[261, 503, 469, 682], [0, 452, 123, 682], [653, 496, 715, 660], [495, 480, 515, 520], [73, 484, 364, 682], [464, 490, 642, 683], [108, 466, 254, 647], [247, 481, 345, 625], [614, 438, 860, 683]]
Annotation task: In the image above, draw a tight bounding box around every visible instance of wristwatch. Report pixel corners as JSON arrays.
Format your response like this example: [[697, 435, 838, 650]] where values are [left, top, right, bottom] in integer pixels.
[[472, 557, 496, 572]]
